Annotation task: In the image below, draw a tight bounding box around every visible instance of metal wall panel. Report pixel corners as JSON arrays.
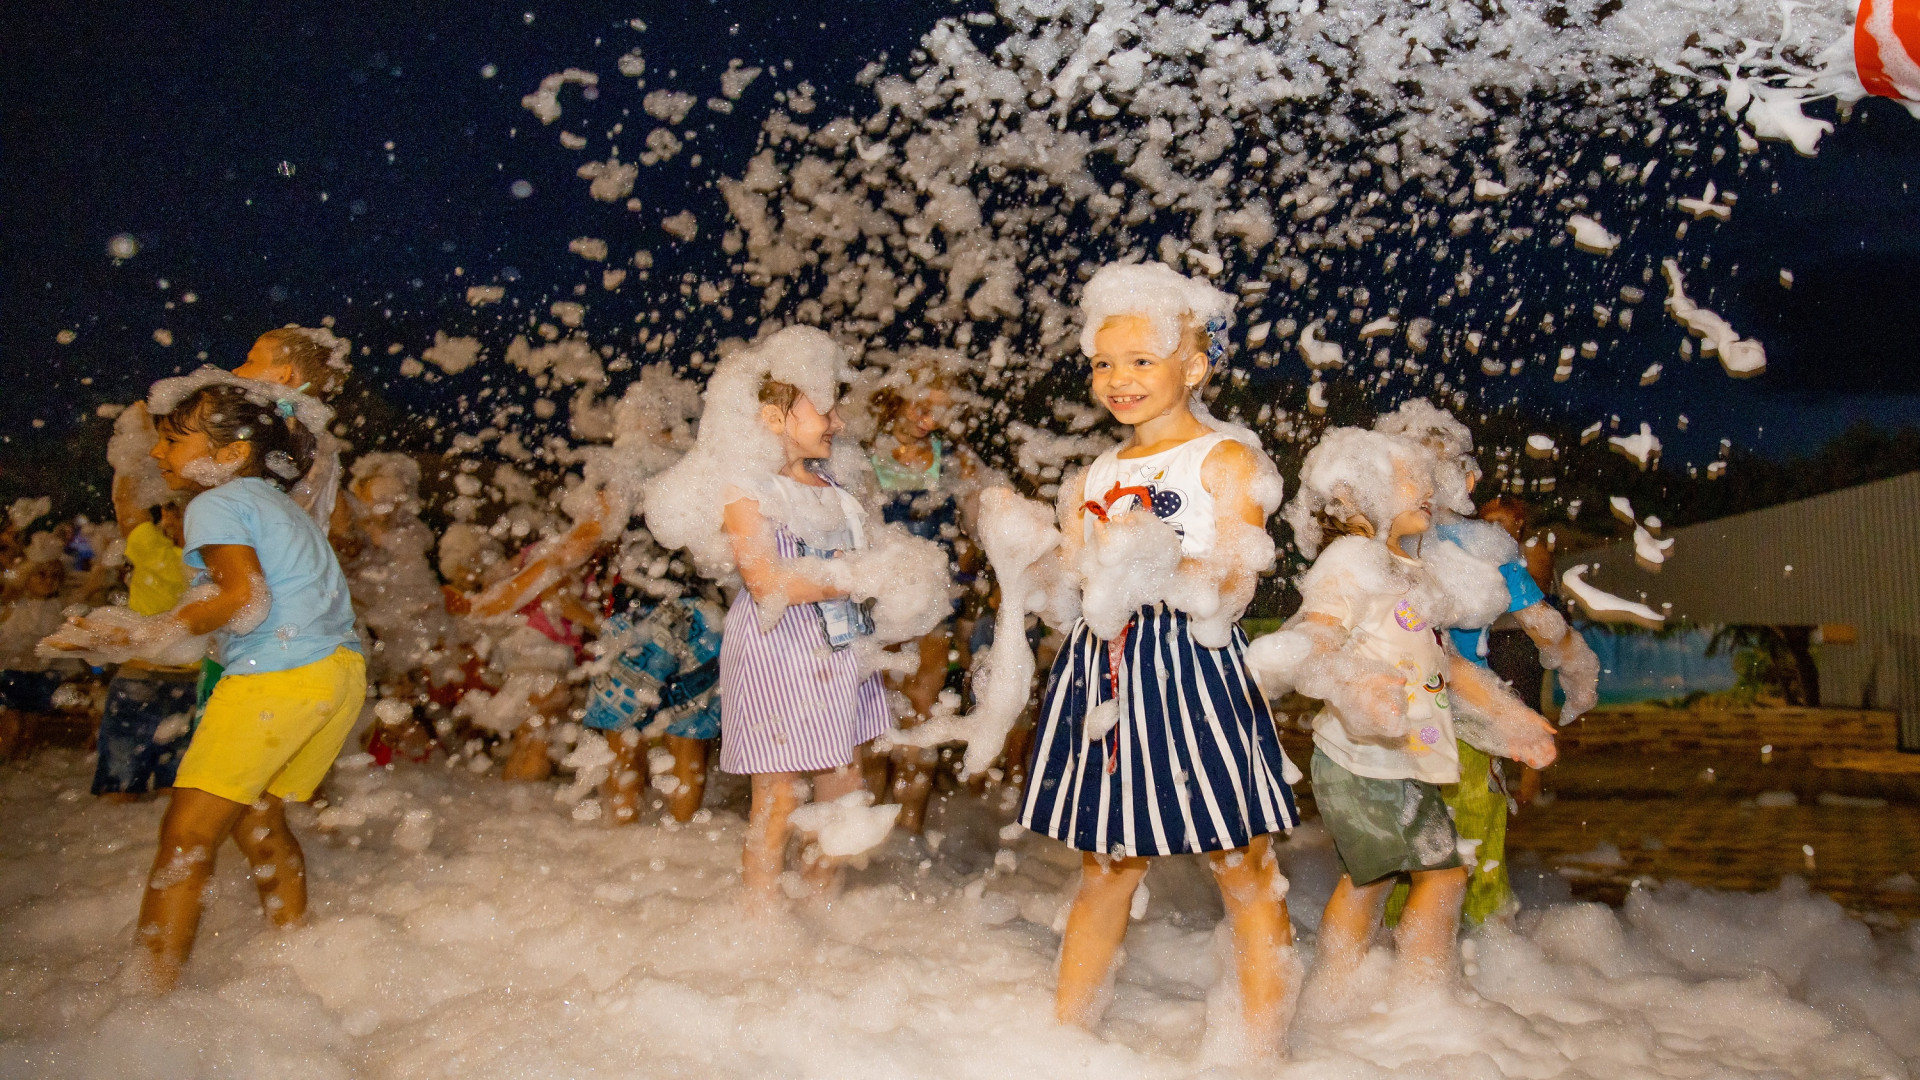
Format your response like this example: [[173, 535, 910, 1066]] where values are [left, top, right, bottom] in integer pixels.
[[1567, 471, 1920, 748]]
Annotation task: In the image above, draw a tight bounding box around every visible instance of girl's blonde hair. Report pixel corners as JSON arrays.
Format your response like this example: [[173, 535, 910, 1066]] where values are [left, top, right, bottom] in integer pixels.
[[253, 327, 350, 398]]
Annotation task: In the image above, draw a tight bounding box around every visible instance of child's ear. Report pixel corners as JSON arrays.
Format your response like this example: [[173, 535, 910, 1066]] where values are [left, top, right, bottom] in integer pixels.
[[1182, 346, 1211, 390], [758, 402, 788, 435], [214, 440, 252, 469]]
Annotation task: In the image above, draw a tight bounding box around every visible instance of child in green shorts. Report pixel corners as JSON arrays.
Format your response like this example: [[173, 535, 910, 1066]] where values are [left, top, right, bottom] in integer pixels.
[[1270, 428, 1558, 1001]]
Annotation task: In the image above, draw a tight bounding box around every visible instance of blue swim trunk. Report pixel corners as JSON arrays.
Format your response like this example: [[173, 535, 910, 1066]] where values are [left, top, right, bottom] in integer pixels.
[[93, 669, 198, 795]]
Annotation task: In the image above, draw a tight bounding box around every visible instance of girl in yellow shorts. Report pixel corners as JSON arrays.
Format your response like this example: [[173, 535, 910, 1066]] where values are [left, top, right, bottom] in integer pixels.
[[56, 376, 364, 991]]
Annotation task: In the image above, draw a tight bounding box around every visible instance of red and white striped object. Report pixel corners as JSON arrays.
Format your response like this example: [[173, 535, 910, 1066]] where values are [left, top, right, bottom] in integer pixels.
[[1856, 0, 1920, 102]]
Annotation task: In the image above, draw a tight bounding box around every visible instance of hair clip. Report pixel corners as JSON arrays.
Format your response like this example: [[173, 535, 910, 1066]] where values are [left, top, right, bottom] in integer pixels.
[[275, 399, 297, 419], [1204, 315, 1229, 364]]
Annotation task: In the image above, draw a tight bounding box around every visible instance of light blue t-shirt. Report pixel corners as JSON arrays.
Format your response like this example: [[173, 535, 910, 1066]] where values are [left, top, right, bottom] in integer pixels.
[[1433, 521, 1546, 667], [184, 476, 360, 675]]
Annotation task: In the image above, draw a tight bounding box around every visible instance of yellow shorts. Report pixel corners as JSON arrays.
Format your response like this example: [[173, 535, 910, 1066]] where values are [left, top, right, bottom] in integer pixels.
[[174, 647, 367, 805]]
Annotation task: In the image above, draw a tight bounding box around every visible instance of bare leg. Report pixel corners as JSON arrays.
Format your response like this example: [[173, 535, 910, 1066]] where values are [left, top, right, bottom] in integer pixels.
[[501, 719, 552, 782], [799, 761, 869, 894], [665, 735, 709, 823], [1207, 836, 1298, 1056], [601, 729, 645, 826], [1055, 853, 1149, 1027], [228, 795, 308, 927], [743, 772, 803, 904], [1308, 874, 1395, 1004], [889, 629, 950, 834], [1393, 866, 1468, 985], [135, 787, 249, 992], [887, 746, 937, 833]]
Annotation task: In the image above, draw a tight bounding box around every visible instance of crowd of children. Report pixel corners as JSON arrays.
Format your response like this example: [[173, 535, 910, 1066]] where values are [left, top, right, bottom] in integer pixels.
[[0, 273, 1601, 1061]]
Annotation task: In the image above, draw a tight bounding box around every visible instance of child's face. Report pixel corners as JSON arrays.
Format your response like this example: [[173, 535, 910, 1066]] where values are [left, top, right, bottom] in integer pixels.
[[1386, 458, 1435, 540], [158, 503, 186, 545], [1089, 315, 1205, 427], [762, 395, 842, 462], [235, 339, 300, 388], [151, 421, 249, 490], [889, 389, 952, 443]]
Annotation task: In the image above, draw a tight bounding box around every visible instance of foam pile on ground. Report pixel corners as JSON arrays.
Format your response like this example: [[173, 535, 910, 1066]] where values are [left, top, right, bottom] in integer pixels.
[[1, 750, 1912, 1078]]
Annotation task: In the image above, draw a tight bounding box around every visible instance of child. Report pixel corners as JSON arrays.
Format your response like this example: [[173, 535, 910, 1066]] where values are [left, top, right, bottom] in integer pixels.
[[1274, 427, 1556, 1004], [232, 325, 353, 531], [1372, 402, 1598, 928], [93, 477, 196, 800], [584, 590, 725, 824], [645, 327, 897, 907], [1017, 262, 1299, 1059], [50, 378, 363, 992], [862, 359, 984, 832], [0, 535, 89, 759]]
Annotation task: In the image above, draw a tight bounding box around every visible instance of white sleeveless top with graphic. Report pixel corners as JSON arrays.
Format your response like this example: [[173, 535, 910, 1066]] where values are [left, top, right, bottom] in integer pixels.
[[1081, 430, 1231, 557]]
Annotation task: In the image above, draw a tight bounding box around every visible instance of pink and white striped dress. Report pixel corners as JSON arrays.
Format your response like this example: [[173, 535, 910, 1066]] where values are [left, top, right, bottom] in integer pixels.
[[717, 474, 891, 775]]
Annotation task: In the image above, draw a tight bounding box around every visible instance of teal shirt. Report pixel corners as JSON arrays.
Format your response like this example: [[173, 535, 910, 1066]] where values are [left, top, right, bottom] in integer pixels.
[[184, 477, 360, 675], [1432, 522, 1545, 667]]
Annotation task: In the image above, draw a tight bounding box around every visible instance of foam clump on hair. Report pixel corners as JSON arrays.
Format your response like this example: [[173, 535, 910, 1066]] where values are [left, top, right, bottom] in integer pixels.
[[1077, 261, 1233, 360], [644, 325, 848, 583], [148, 366, 335, 444], [1374, 399, 1480, 516], [1283, 427, 1431, 559]]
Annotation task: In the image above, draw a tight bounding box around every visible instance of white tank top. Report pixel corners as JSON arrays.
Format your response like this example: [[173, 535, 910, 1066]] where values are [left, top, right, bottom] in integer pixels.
[[1081, 431, 1230, 557]]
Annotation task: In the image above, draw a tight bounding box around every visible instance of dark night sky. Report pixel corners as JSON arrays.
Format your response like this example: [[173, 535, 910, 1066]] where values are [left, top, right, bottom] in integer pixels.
[[3, 0, 1918, 515]]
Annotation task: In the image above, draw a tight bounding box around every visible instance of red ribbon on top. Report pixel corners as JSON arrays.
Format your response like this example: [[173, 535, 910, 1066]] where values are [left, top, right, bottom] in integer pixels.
[[1856, 0, 1920, 102]]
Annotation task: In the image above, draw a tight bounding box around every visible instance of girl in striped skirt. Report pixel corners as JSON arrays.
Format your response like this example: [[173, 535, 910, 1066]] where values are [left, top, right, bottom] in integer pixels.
[[718, 375, 892, 905], [1017, 262, 1301, 1060]]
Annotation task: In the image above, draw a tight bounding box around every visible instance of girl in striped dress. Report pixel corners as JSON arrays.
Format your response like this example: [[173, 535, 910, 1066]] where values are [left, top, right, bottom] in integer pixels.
[[1017, 262, 1301, 1060], [718, 376, 892, 904]]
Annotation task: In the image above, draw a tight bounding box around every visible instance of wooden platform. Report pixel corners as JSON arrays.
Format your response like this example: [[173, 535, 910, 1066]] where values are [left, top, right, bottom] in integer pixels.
[[1554, 705, 1900, 756]]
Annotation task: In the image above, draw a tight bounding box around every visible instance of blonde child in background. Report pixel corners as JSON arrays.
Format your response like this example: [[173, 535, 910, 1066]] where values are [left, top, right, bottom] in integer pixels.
[[49, 378, 363, 991]]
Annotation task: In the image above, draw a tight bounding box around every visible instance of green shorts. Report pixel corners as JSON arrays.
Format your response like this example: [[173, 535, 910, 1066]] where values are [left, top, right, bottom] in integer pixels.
[[1310, 747, 1462, 886]]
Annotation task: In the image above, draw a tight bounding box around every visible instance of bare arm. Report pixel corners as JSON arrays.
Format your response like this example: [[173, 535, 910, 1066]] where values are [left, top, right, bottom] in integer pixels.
[[1194, 438, 1269, 587], [723, 496, 846, 605], [112, 476, 147, 539], [468, 491, 617, 618], [172, 545, 264, 635], [1447, 653, 1557, 768]]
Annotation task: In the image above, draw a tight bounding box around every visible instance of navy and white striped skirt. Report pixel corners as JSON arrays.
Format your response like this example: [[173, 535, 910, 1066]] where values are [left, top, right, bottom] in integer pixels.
[[716, 526, 892, 776], [1019, 604, 1299, 857]]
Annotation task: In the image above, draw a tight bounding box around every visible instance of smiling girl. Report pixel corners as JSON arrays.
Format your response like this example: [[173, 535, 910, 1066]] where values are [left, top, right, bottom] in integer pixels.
[[54, 378, 363, 991], [1017, 262, 1300, 1060]]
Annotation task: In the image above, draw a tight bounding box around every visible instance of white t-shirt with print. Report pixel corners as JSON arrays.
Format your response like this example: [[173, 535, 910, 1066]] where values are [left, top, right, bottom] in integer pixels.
[[1298, 538, 1461, 785]]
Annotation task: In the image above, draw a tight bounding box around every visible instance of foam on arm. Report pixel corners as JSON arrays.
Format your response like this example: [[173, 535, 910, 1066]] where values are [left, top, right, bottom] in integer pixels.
[[1447, 652, 1558, 768]]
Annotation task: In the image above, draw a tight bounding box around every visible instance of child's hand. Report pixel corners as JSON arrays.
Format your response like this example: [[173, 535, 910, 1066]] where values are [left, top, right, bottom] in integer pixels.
[[1340, 671, 1410, 738], [1507, 713, 1558, 769]]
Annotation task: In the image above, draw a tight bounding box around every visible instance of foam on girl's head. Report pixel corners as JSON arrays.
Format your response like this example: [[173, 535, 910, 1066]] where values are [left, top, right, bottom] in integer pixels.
[[1284, 427, 1433, 558], [1373, 399, 1480, 516], [1077, 261, 1234, 360], [643, 324, 851, 581]]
